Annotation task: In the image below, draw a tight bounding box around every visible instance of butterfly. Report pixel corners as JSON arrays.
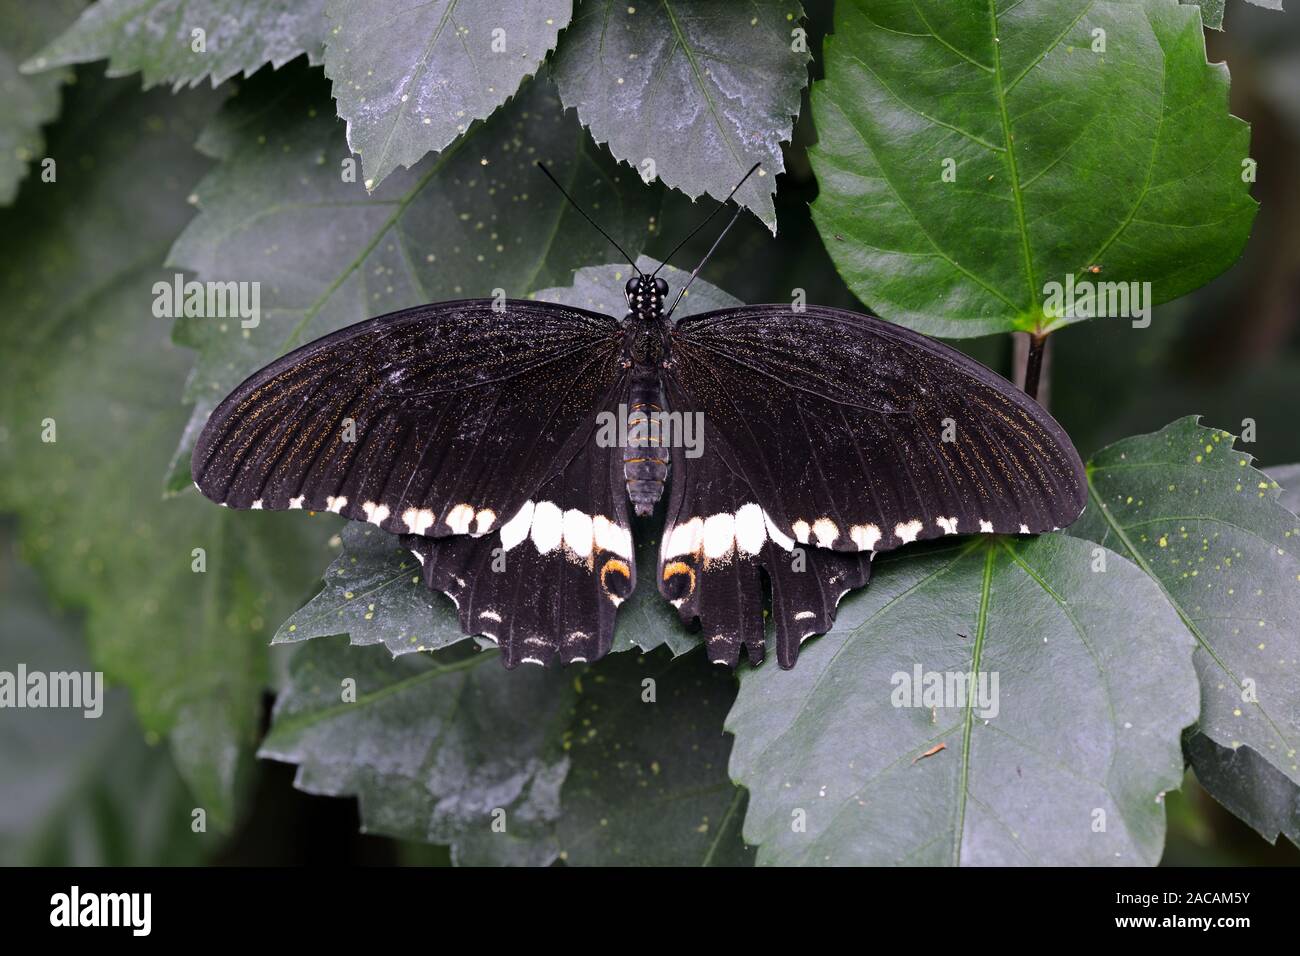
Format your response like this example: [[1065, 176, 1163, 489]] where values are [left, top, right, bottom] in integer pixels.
[[193, 163, 1086, 670]]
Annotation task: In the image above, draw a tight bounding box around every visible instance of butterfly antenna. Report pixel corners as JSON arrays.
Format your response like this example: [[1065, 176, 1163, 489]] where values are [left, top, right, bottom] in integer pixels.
[[535, 161, 640, 274], [663, 163, 763, 321], [652, 161, 762, 280]]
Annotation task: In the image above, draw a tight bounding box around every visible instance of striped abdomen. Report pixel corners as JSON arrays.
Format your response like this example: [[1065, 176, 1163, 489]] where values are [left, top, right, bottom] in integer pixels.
[[624, 370, 668, 516]]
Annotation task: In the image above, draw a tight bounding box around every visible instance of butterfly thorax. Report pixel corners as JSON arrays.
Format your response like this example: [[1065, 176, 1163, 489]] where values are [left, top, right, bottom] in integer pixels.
[[625, 317, 669, 364]]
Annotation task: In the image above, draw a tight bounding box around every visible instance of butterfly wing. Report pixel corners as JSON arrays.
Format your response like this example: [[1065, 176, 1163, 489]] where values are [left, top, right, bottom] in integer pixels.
[[192, 299, 626, 542], [403, 398, 635, 668], [661, 304, 1086, 667]]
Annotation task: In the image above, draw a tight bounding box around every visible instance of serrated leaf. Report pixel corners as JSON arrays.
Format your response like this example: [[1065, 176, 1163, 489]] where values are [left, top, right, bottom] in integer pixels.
[[1187, 0, 1228, 27], [23, 0, 328, 90], [728, 534, 1200, 865], [325, 0, 572, 191], [1269, 463, 1300, 515], [1072, 418, 1300, 790], [274, 256, 732, 660], [0, 0, 81, 205], [1185, 732, 1299, 846], [557, 649, 752, 865], [1176, 462, 1300, 847], [809, 0, 1257, 337], [262, 636, 749, 864], [551, 0, 809, 232], [164, 63, 659, 490], [0, 75, 325, 828], [274, 523, 469, 656], [1182, 0, 1284, 31], [0, 541, 210, 865], [260, 637, 573, 865]]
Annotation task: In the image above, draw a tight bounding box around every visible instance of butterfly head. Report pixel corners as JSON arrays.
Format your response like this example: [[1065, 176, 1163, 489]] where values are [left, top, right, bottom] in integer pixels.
[[625, 275, 669, 320]]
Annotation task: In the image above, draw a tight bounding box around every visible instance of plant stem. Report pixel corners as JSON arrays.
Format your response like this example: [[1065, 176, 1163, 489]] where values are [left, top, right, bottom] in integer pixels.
[[1022, 332, 1050, 403]]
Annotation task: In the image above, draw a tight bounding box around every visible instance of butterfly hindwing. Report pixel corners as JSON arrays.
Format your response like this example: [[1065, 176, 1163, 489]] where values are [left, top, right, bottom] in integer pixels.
[[658, 421, 872, 668], [404, 398, 635, 668], [192, 299, 625, 542]]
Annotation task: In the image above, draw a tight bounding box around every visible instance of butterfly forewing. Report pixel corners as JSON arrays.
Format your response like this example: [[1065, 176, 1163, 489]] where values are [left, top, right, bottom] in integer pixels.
[[668, 304, 1085, 549], [192, 299, 626, 542]]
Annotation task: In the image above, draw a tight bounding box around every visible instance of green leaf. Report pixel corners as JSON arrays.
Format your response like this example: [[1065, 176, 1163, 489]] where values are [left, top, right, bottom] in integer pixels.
[[1182, 0, 1285, 32], [164, 64, 659, 490], [1269, 463, 1300, 515], [0, 0, 81, 204], [274, 523, 468, 657], [260, 637, 573, 865], [1186, 0, 1227, 27], [809, 0, 1257, 337], [1072, 418, 1300, 790], [551, 0, 809, 232], [556, 649, 752, 865], [1177, 462, 1300, 848], [261, 636, 749, 865], [0, 539, 210, 865], [0, 75, 325, 828], [23, 0, 328, 89], [727, 534, 1200, 865], [1185, 731, 1299, 847], [324, 0, 572, 191]]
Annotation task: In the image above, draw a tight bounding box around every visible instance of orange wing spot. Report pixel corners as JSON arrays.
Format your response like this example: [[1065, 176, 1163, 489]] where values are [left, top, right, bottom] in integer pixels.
[[661, 560, 696, 600], [600, 558, 634, 600]]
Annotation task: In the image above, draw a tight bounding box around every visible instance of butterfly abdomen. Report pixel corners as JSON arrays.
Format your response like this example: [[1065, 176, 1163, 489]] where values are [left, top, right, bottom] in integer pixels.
[[623, 369, 668, 516]]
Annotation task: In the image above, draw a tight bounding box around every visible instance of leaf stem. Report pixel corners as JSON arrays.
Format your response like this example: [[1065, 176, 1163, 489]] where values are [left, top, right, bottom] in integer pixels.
[[1021, 331, 1050, 404]]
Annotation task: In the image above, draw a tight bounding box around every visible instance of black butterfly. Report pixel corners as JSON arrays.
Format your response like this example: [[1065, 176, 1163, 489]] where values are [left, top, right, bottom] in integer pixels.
[[193, 164, 1086, 670]]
